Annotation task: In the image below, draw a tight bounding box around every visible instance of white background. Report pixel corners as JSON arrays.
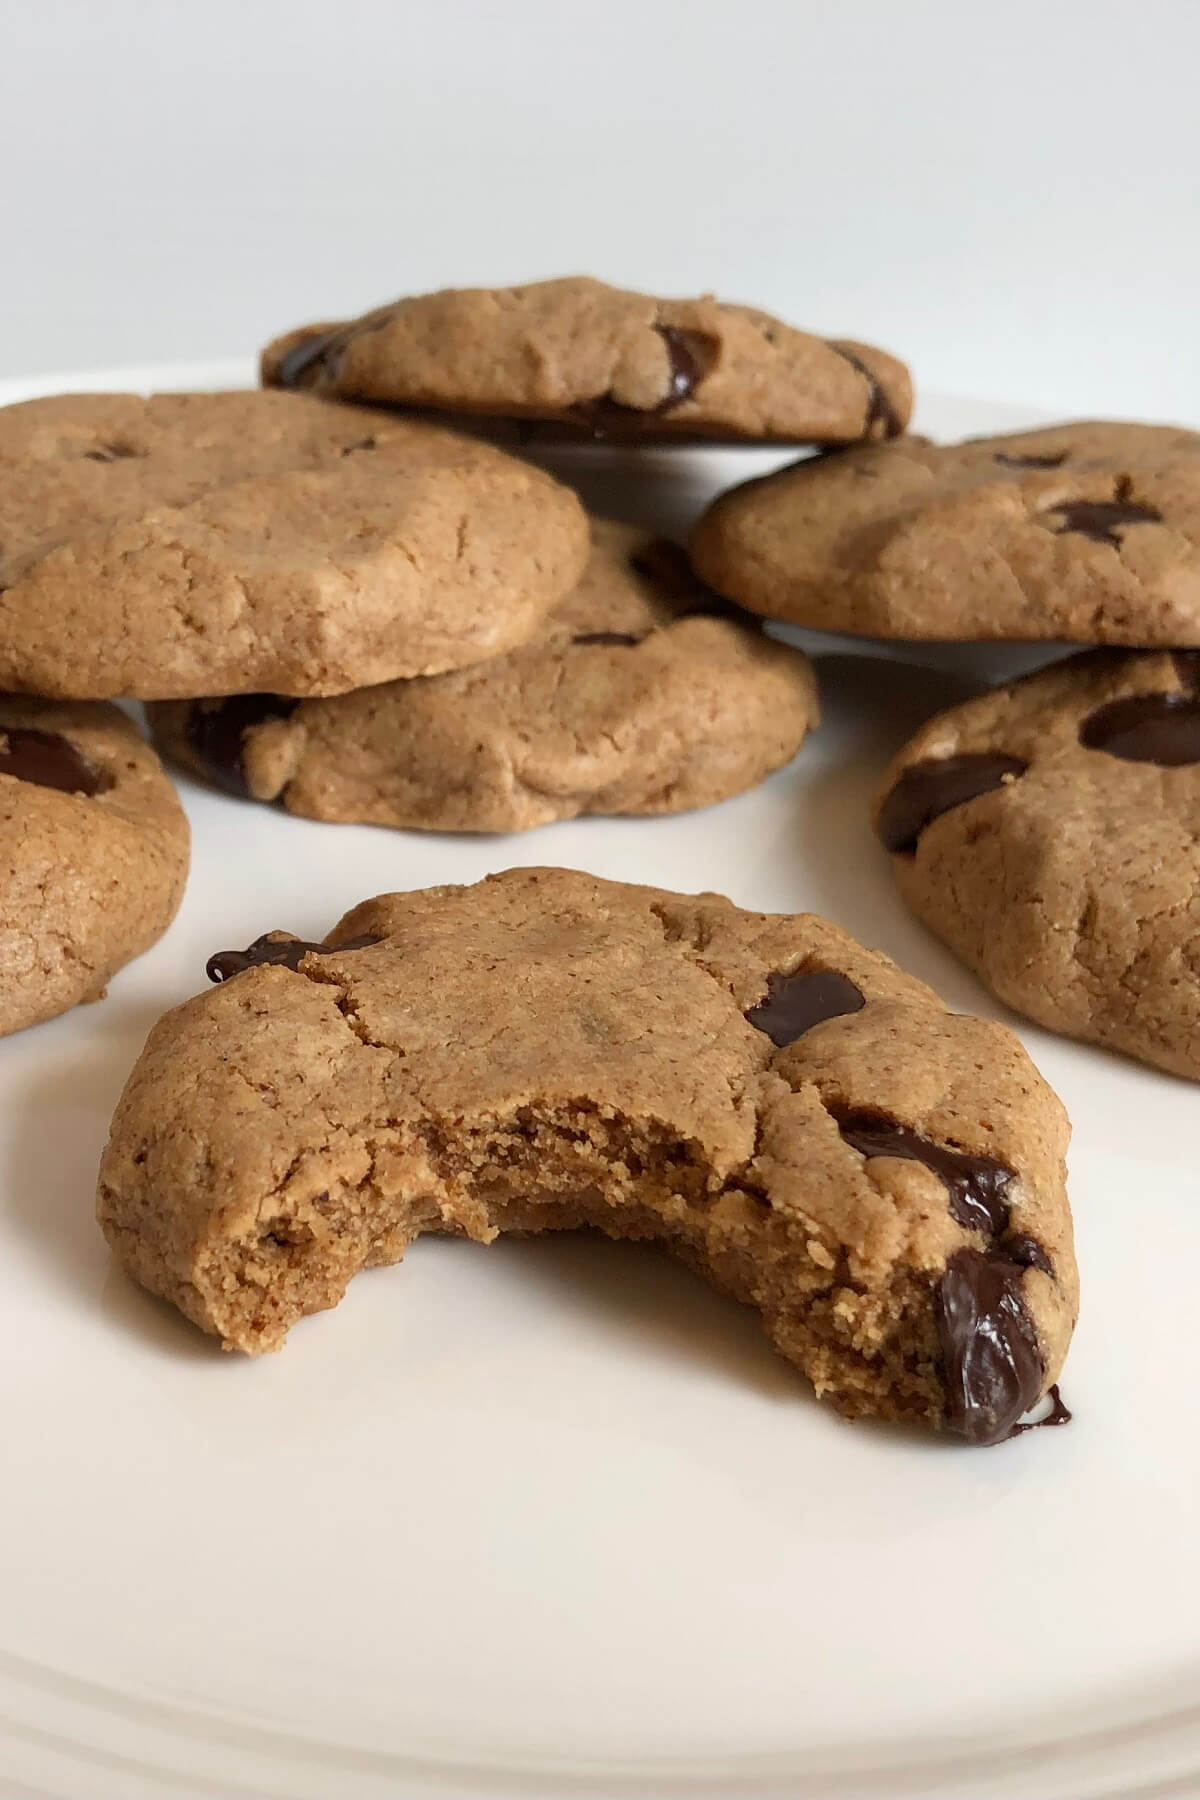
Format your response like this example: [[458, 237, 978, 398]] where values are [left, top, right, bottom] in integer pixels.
[[4, 0, 1199, 422]]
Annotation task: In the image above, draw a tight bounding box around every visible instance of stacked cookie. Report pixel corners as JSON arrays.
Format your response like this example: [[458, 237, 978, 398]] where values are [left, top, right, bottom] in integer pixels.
[[690, 420, 1200, 1081], [144, 275, 921, 832]]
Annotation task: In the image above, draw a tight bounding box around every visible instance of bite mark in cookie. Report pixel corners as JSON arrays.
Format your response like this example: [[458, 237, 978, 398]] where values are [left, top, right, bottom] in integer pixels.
[[97, 868, 1076, 1444]]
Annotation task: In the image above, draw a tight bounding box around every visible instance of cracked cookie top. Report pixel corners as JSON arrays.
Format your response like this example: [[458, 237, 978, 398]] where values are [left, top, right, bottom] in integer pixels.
[[97, 867, 1076, 1444], [260, 276, 912, 446], [144, 520, 819, 832], [689, 420, 1200, 644], [0, 389, 589, 699], [874, 648, 1200, 1078]]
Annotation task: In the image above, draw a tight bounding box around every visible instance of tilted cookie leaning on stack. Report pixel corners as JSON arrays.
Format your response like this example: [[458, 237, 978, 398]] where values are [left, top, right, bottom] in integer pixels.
[[260, 275, 914, 444], [690, 421, 1200, 643], [96, 868, 1078, 1446]]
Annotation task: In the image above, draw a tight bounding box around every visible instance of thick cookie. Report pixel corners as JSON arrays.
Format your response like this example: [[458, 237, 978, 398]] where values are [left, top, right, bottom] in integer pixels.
[[690, 421, 1200, 643], [1, 698, 189, 1034], [0, 390, 589, 699], [874, 649, 1200, 1079], [97, 868, 1076, 1445], [260, 276, 912, 446], [146, 524, 819, 832]]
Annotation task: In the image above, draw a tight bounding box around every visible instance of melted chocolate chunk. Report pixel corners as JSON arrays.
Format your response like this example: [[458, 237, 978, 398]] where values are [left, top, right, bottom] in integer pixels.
[[1172, 651, 1200, 693], [185, 695, 300, 797], [1046, 475, 1161, 548], [936, 1248, 1045, 1445], [655, 325, 717, 410], [577, 326, 719, 438], [1079, 692, 1200, 765], [994, 451, 1068, 469], [836, 1110, 1013, 1238], [1010, 1383, 1071, 1435], [206, 932, 381, 984], [628, 538, 744, 623], [745, 970, 865, 1047], [0, 727, 111, 796], [828, 343, 904, 438], [628, 538, 704, 603], [1005, 1234, 1053, 1275], [83, 442, 139, 462], [876, 752, 1029, 855], [571, 631, 644, 648], [275, 328, 343, 389]]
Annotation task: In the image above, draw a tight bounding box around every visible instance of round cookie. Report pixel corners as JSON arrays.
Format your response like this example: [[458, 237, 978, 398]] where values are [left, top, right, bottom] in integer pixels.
[[0, 390, 589, 699], [260, 276, 913, 446], [97, 867, 1076, 1445], [146, 524, 820, 832], [873, 649, 1200, 1079], [690, 421, 1200, 644], [1, 697, 189, 1034]]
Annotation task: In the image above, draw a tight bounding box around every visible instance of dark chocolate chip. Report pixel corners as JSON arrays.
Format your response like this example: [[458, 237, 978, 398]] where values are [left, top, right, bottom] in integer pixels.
[[655, 325, 718, 410], [828, 343, 904, 438], [628, 538, 744, 623], [571, 631, 644, 648], [936, 1248, 1046, 1444], [185, 695, 300, 798], [745, 970, 865, 1047], [1004, 1234, 1053, 1275], [628, 538, 704, 603], [1046, 474, 1161, 548], [275, 328, 343, 389], [994, 451, 1068, 469], [1172, 651, 1200, 693], [83, 442, 139, 463], [876, 752, 1029, 855], [0, 726, 111, 796], [206, 932, 381, 984], [835, 1109, 1013, 1238], [1010, 1382, 1071, 1436], [1079, 692, 1200, 765], [575, 326, 719, 438]]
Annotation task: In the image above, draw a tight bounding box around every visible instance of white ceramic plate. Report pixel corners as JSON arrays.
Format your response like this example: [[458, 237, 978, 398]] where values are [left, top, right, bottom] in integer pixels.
[[1, 364, 1196, 1800]]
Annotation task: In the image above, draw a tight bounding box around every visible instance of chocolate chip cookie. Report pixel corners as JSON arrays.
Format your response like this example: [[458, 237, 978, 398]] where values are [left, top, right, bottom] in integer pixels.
[[690, 421, 1200, 643], [260, 276, 913, 446], [874, 649, 1200, 1079], [146, 523, 819, 832], [0, 390, 589, 699], [97, 867, 1076, 1444], [1, 698, 189, 1034]]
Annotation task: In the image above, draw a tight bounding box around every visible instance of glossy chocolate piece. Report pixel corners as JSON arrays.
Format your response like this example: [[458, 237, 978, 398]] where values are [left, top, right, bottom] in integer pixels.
[[745, 970, 865, 1047], [185, 695, 300, 797], [836, 1109, 1013, 1238], [935, 1248, 1045, 1445], [829, 343, 904, 438], [206, 932, 381, 984], [579, 326, 720, 438], [1047, 475, 1161, 548], [1079, 692, 1200, 765], [993, 451, 1068, 469], [876, 752, 1028, 855], [0, 726, 110, 796]]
